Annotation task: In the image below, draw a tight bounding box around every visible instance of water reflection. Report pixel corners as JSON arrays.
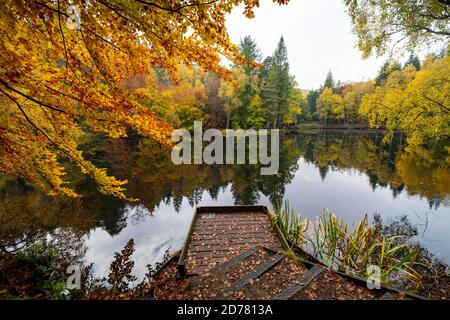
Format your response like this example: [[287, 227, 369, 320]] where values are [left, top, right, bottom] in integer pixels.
[[1, 131, 449, 278]]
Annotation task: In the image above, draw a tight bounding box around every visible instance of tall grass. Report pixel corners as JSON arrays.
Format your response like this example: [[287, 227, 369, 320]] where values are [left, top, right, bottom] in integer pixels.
[[272, 204, 421, 287]]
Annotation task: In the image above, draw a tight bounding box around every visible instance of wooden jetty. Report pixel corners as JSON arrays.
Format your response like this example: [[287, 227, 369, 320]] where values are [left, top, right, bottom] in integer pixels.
[[177, 205, 289, 276], [150, 206, 424, 300]]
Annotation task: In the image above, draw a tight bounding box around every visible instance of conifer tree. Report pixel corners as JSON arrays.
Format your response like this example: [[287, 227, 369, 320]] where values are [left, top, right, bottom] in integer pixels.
[[261, 36, 293, 128]]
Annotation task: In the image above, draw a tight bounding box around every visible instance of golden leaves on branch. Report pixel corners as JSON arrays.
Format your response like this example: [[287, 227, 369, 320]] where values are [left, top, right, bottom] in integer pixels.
[[0, 0, 290, 199]]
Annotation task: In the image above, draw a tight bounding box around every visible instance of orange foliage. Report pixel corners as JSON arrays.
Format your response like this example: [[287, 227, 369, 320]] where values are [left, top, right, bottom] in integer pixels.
[[0, 0, 290, 199]]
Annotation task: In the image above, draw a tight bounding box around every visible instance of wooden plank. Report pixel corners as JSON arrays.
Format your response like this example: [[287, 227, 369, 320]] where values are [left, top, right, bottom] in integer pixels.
[[224, 254, 284, 293]]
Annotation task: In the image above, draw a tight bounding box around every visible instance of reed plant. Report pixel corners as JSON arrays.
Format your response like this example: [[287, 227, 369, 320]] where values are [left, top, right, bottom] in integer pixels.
[[272, 200, 309, 247], [273, 203, 421, 287]]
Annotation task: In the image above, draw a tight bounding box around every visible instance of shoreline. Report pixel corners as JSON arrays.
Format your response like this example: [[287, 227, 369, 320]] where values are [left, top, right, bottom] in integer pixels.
[[291, 123, 386, 132]]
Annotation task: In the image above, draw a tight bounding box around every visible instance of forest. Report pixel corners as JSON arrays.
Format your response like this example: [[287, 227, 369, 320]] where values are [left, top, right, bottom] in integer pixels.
[[0, 0, 449, 302], [125, 36, 449, 151]]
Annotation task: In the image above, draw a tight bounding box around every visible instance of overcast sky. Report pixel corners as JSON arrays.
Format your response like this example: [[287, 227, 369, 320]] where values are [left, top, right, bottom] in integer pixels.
[[226, 0, 386, 89]]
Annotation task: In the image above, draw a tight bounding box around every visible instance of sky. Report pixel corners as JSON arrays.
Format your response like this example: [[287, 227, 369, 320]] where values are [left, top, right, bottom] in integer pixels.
[[226, 0, 387, 89]]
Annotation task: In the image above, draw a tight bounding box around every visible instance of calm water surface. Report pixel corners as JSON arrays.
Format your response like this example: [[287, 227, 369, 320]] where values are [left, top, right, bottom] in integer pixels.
[[1, 131, 449, 279]]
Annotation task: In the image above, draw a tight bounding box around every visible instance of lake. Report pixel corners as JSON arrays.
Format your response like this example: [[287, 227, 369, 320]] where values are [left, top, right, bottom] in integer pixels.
[[1, 131, 449, 280]]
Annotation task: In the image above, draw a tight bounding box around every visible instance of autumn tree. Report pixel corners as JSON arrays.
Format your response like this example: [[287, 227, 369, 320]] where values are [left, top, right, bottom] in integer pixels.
[[360, 55, 450, 145], [0, 0, 290, 199], [302, 71, 341, 123], [341, 81, 375, 124], [344, 0, 450, 58], [316, 87, 344, 125], [135, 65, 207, 130], [246, 94, 265, 129], [283, 85, 302, 126]]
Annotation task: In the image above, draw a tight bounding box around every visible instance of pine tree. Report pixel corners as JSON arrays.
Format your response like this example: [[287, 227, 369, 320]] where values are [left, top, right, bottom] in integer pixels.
[[306, 89, 320, 120], [232, 81, 255, 128], [404, 54, 421, 70], [261, 36, 293, 128], [239, 36, 262, 75], [375, 60, 402, 86], [323, 70, 335, 90], [259, 56, 272, 80], [232, 36, 262, 128]]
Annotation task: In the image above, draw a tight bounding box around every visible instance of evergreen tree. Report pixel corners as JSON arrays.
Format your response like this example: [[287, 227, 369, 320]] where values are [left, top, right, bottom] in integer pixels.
[[261, 36, 293, 128], [232, 36, 262, 128], [232, 81, 255, 128], [375, 60, 402, 86], [239, 36, 262, 75], [404, 54, 421, 70], [335, 80, 344, 94], [259, 56, 272, 80], [306, 89, 320, 120], [155, 66, 171, 85], [323, 70, 335, 90]]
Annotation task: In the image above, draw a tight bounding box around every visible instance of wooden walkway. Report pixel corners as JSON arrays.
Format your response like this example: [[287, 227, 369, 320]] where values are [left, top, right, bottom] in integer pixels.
[[178, 206, 288, 275]]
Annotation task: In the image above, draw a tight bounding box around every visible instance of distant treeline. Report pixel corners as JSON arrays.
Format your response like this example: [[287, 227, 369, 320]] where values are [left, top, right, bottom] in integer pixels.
[[124, 37, 449, 147]]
